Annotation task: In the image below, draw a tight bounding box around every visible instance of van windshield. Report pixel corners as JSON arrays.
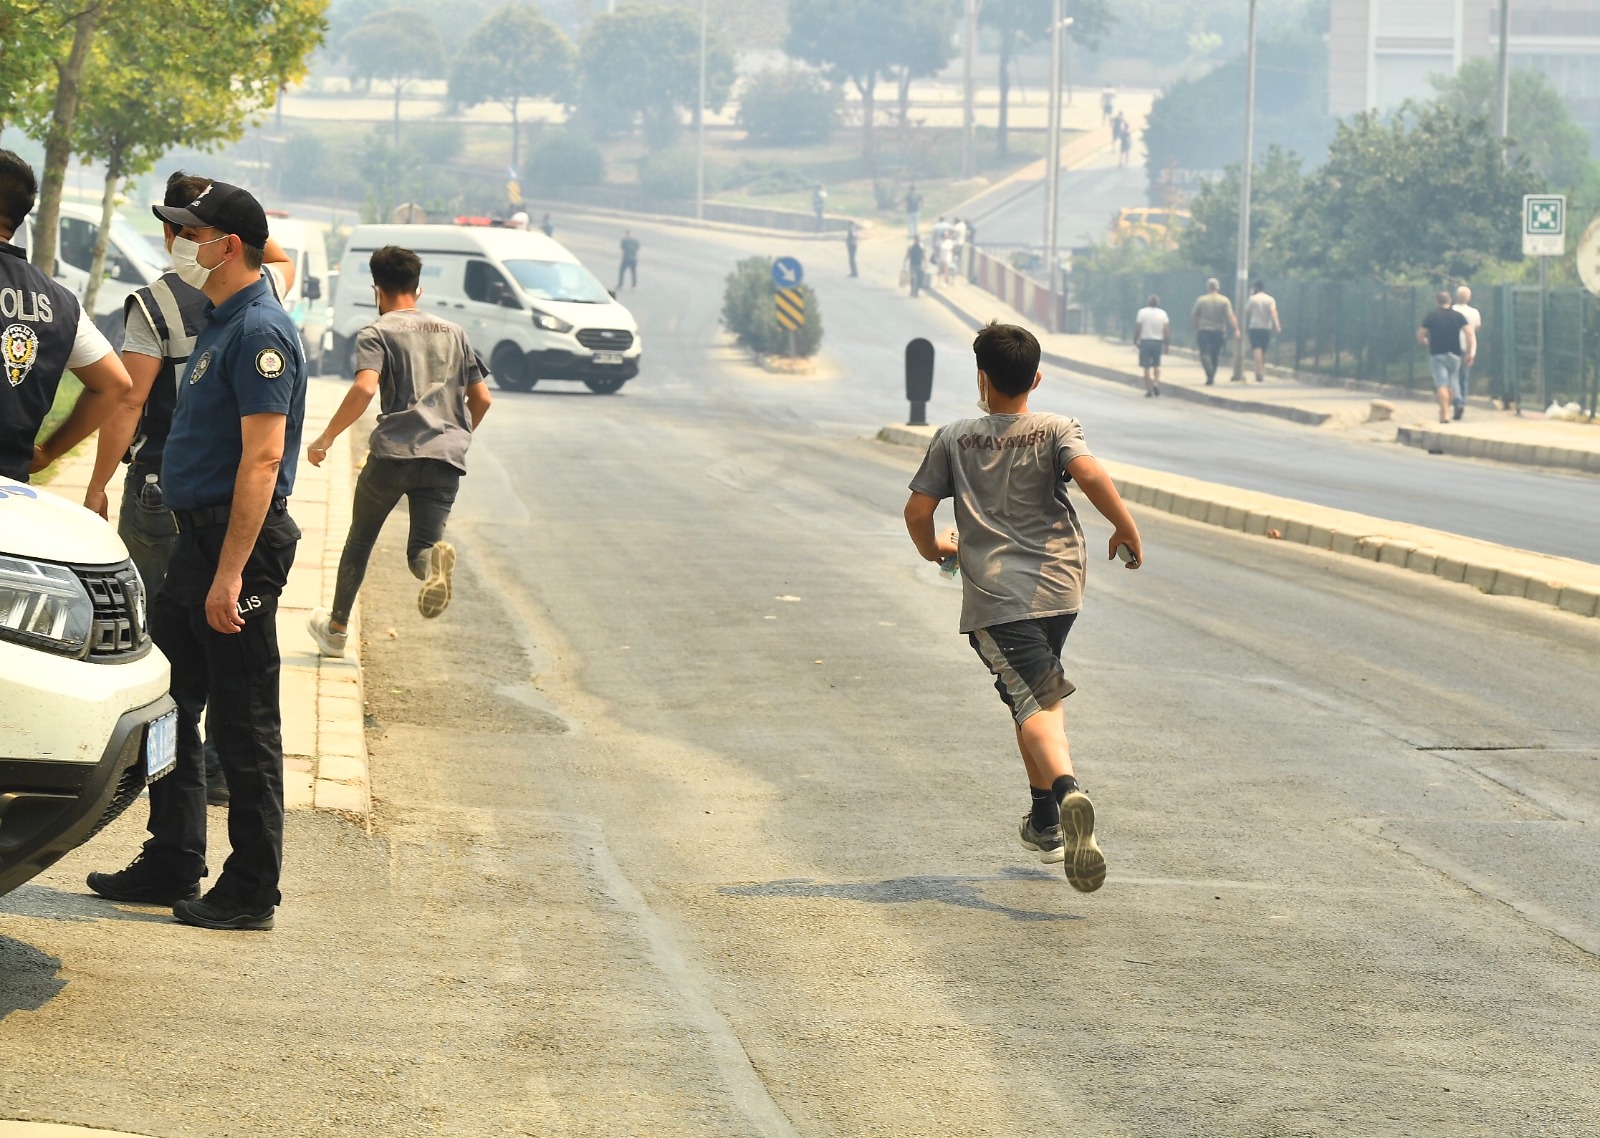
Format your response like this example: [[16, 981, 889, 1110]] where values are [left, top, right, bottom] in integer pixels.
[[111, 216, 164, 276], [503, 259, 610, 304]]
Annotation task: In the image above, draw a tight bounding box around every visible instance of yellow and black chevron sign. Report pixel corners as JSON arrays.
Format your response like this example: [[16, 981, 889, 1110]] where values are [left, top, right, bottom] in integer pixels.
[[775, 287, 806, 329]]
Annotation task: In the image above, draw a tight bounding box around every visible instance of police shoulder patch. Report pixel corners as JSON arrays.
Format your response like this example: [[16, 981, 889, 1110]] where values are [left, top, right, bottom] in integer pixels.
[[2, 323, 40, 388], [188, 349, 213, 385], [255, 346, 287, 379]]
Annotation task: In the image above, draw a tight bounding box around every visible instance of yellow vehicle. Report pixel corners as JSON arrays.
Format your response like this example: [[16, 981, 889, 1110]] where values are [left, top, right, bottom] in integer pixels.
[[1111, 207, 1193, 249]]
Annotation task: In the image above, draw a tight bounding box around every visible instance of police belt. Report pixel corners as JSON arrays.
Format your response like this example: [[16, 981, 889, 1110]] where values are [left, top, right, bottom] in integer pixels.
[[173, 497, 289, 532]]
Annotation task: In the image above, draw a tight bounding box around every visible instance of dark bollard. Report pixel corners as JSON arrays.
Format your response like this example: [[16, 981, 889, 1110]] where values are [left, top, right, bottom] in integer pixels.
[[905, 338, 934, 426]]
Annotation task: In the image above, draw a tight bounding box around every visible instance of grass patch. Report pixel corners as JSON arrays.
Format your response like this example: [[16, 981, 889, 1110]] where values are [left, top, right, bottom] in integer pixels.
[[30, 374, 83, 487]]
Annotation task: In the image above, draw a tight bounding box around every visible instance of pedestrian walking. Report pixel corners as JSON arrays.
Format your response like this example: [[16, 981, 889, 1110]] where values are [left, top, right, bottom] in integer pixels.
[[938, 230, 956, 287], [0, 149, 132, 484], [88, 179, 308, 931], [812, 183, 828, 230], [1418, 290, 1474, 424], [540, 213, 554, 237], [904, 183, 923, 238], [305, 245, 493, 660], [1132, 294, 1170, 397], [1190, 277, 1237, 385], [845, 222, 859, 278], [1452, 285, 1482, 419], [1101, 87, 1114, 124], [617, 229, 640, 290], [952, 217, 968, 278], [82, 170, 298, 808], [904, 238, 926, 298], [1116, 117, 1132, 166], [903, 321, 1142, 893], [1242, 280, 1280, 383]]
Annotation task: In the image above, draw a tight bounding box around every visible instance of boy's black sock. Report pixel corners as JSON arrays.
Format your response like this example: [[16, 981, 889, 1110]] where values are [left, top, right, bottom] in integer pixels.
[[1030, 787, 1059, 831], [1052, 774, 1081, 803]]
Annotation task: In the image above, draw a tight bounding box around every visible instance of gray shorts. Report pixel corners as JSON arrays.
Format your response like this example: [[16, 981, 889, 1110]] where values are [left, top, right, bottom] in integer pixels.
[[968, 614, 1078, 725]]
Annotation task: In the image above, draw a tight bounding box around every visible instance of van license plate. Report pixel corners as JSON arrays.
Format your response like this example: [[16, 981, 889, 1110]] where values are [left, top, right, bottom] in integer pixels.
[[592, 351, 625, 365], [146, 710, 177, 783]]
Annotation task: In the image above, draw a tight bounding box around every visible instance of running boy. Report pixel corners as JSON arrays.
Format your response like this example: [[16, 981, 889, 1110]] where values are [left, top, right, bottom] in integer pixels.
[[903, 322, 1142, 892]]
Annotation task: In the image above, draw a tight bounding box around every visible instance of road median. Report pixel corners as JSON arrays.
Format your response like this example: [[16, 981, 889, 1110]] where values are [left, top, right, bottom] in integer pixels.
[[878, 423, 1600, 619]]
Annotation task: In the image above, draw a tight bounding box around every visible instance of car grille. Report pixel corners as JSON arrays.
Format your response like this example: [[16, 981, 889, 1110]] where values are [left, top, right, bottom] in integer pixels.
[[76, 562, 149, 661], [576, 328, 634, 351]]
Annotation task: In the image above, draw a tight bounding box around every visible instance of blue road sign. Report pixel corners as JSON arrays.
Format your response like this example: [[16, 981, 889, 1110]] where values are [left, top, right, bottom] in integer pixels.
[[772, 257, 804, 288]]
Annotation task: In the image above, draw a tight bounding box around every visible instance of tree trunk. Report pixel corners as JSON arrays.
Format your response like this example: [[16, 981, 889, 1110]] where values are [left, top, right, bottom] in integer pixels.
[[897, 69, 912, 126], [511, 96, 520, 172], [857, 74, 877, 176], [83, 149, 121, 320], [997, 28, 1013, 160], [31, 2, 101, 275], [394, 80, 402, 146]]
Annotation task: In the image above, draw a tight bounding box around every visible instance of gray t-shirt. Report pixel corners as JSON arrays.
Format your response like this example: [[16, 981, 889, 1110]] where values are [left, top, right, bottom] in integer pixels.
[[909, 411, 1093, 633], [354, 309, 484, 472]]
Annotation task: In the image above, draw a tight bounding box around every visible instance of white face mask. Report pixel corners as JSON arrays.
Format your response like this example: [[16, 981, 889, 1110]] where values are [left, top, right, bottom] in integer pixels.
[[976, 374, 991, 415], [170, 234, 227, 288]]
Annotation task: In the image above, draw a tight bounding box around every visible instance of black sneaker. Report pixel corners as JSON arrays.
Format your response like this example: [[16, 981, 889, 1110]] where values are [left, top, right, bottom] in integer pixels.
[[173, 892, 275, 931], [87, 855, 201, 905], [1018, 815, 1065, 864], [204, 742, 229, 806], [1058, 791, 1107, 893]]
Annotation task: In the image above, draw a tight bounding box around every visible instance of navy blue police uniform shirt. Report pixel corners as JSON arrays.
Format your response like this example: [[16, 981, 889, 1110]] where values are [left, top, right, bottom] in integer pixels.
[[163, 274, 306, 511]]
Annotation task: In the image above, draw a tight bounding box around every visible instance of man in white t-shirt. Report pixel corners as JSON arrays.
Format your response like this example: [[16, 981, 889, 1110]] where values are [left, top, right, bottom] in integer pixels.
[[1131, 294, 1171, 397], [1452, 285, 1482, 420]]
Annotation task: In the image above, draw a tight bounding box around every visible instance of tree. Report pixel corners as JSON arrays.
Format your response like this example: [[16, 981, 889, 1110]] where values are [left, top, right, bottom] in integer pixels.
[[980, 0, 1112, 159], [787, 0, 956, 173], [889, 0, 958, 127], [1180, 146, 1309, 280], [737, 67, 841, 146], [0, 1, 69, 135], [449, 5, 573, 171], [343, 7, 441, 145], [577, 6, 735, 149], [27, 0, 109, 276], [1431, 59, 1594, 189]]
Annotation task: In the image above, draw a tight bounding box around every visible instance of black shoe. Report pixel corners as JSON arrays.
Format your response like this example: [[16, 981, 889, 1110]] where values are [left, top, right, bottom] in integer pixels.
[[173, 893, 275, 931], [204, 742, 229, 806], [1452, 404, 1464, 421], [87, 855, 201, 905]]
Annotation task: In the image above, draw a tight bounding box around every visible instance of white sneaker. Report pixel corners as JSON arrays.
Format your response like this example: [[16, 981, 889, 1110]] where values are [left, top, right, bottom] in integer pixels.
[[307, 607, 347, 658], [418, 541, 456, 619]]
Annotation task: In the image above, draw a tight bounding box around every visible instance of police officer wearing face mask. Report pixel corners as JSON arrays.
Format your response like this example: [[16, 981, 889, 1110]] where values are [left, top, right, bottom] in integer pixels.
[[0, 149, 133, 482], [87, 180, 307, 931]]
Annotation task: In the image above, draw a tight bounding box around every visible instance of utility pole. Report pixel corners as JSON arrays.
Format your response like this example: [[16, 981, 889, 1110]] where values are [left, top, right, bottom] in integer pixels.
[[962, 0, 979, 179], [1230, 0, 1259, 381], [1496, 0, 1512, 138], [695, 0, 707, 220], [1043, 6, 1072, 332]]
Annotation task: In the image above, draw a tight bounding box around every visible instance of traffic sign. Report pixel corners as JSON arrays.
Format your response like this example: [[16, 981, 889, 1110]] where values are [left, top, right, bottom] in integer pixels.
[[772, 257, 804, 288], [775, 287, 806, 330], [1578, 216, 1600, 298], [1523, 194, 1566, 256]]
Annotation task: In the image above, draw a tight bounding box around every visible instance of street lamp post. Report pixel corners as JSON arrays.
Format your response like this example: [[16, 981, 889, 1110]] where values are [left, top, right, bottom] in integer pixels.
[[1496, 0, 1512, 138], [695, 0, 707, 220], [962, 0, 979, 180], [1230, 0, 1259, 381], [1043, 8, 1072, 332]]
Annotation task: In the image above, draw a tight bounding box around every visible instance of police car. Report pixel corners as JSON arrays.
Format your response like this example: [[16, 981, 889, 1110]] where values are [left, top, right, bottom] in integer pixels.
[[0, 478, 174, 899]]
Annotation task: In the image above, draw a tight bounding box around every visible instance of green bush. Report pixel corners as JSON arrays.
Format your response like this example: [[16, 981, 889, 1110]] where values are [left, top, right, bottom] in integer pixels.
[[725, 160, 812, 196], [527, 130, 606, 192], [637, 147, 725, 201], [737, 67, 840, 146], [721, 256, 823, 357]]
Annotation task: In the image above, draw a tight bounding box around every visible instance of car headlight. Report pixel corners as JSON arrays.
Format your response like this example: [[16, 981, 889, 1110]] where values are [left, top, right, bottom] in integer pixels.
[[530, 308, 573, 334], [0, 554, 94, 658]]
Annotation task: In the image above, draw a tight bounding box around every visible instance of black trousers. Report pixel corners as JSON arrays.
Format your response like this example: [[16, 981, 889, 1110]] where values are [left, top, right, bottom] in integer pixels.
[[331, 456, 461, 625], [1197, 330, 1226, 381], [144, 510, 300, 907], [617, 257, 637, 289]]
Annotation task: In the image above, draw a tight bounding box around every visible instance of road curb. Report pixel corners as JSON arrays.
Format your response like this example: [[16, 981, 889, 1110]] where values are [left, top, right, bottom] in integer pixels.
[[1396, 425, 1600, 474], [877, 423, 1600, 620]]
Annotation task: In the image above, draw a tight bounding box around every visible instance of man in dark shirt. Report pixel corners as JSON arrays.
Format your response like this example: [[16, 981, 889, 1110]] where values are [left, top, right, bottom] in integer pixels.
[[1418, 291, 1475, 425], [617, 230, 640, 290]]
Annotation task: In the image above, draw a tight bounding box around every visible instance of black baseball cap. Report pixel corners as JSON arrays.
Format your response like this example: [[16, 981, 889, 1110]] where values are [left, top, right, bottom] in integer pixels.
[[153, 180, 269, 248]]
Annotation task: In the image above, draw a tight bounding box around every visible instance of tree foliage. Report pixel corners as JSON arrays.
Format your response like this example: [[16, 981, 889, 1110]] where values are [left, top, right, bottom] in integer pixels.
[[577, 6, 735, 149], [737, 68, 840, 147], [1430, 59, 1594, 190], [0, 1, 71, 135], [722, 256, 822, 357], [980, 0, 1113, 159], [449, 5, 573, 169], [343, 6, 440, 143]]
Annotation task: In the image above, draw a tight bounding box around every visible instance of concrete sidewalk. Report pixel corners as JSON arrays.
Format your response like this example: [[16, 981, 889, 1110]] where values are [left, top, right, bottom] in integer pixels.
[[928, 274, 1600, 476], [42, 377, 370, 824]]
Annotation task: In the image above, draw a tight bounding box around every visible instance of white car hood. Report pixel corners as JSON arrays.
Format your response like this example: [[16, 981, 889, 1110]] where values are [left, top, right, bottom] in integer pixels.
[[0, 477, 128, 566], [530, 295, 639, 333]]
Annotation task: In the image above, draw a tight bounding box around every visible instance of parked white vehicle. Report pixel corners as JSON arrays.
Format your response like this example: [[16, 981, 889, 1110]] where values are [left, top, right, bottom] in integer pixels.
[[329, 223, 642, 395], [0, 478, 174, 898], [265, 212, 331, 373], [16, 200, 167, 344]]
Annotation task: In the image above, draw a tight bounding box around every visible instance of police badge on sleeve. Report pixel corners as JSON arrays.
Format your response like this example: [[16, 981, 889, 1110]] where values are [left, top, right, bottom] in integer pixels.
[[255, 346, 286, 379], [187, 349, 212, 384], [3, 323, 39, 387]]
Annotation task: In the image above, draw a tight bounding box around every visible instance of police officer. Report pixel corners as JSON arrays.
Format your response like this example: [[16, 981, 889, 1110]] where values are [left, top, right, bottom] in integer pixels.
[[87, 180, 307, 931], [83, 170, 298, 811], [0, 149, 132, 482]]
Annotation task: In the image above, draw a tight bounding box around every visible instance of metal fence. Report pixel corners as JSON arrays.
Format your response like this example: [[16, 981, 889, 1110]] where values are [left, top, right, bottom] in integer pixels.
[[1075, 269, 1600, 414]]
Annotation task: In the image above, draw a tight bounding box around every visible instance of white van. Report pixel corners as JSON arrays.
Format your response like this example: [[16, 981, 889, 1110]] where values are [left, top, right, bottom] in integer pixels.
[[0, 477, 175, 899], [17, 201, 167, 344], [330, 224, 641, 395], [265, 213, 331, 373]]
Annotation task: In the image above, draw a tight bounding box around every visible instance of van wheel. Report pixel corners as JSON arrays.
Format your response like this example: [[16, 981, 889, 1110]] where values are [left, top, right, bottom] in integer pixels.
[[491, 344, 534, 392], [584, 375, 626, 395]]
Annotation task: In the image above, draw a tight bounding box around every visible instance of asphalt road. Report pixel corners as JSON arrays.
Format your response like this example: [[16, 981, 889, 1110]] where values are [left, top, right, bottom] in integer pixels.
[[962, 145, 1149, 249], [3, 214, 1599, 1136]]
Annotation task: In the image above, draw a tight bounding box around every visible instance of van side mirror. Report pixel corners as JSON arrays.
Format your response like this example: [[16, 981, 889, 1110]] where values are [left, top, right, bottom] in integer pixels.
[[304, 275, 322, 301]]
